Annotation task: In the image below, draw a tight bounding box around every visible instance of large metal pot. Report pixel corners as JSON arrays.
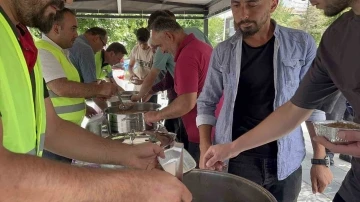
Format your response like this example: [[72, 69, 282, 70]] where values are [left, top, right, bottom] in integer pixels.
[[85, 114, 105, 137], [104, 103, 161, 135], [183, 170, 277, 202]]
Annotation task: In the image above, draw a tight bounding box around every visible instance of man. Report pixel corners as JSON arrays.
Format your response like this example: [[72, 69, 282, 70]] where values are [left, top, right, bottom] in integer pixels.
[[132, 10, 211, 149], [69, 26, 107, 83], [69, 26, 111, 110], [95, 42, 128, 81], [131, 10, 211, 103], [0, 0, 191, 201], [197, 1, 331, 201], [144, 17, 213, 163], [204, 0, 360, 202], [36, 8, 119, 162]]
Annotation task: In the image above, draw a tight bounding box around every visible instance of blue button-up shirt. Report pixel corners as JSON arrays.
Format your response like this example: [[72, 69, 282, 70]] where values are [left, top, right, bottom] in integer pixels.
[[196, 21, 326, 180]]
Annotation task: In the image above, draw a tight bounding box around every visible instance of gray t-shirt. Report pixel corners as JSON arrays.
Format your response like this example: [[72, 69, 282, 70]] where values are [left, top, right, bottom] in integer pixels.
[[291, 10, 360, 202]]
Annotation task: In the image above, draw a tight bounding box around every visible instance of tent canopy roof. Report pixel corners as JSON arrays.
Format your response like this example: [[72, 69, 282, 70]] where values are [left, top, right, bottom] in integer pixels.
[[67, 0, 230, 17]]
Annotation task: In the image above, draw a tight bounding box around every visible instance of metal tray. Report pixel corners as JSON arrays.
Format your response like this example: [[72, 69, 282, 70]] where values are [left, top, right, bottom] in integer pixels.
[[313, 120, 360, 144]]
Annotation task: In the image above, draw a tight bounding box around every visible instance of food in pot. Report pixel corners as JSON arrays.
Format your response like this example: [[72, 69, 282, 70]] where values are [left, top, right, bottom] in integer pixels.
[[324, 122, 360, 130]]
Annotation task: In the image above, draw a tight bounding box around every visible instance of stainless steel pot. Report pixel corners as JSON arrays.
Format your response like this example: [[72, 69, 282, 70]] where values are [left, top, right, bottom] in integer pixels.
[[183, 170, 277, 202], [104, 103, 161, 135], [85, 114, 105, 137]]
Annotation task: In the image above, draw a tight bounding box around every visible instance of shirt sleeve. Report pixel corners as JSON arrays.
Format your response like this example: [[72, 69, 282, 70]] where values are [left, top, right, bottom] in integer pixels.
[[153, 48, 170, 71], [174, 54, 199, 95], [291, 36, 339, 113], [38, 49, 66, 83], [76, 46, 97, 83]]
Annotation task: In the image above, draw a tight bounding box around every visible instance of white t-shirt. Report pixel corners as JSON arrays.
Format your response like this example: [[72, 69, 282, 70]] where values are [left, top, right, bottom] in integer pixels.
[[38, 35, 69, 83], [130, 44, 153, 80]]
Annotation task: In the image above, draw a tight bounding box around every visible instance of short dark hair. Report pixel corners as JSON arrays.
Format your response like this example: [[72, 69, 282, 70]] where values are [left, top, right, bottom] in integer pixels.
[[136, 28, 150, 43], [43, 8, 75, 34], [106, 42, 128, 55], [85, 27, 107, 38], [163, 10, 175, 18], [148, 10, 171, 28], [150, 17, 182, 32]]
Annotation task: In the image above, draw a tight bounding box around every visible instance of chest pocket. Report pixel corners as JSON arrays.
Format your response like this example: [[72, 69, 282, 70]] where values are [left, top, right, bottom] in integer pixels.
[[282, 59, 304, 87]]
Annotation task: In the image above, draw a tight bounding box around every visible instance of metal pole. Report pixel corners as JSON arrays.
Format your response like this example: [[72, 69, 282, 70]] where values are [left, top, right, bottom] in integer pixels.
[[204, 18, 209, 38]]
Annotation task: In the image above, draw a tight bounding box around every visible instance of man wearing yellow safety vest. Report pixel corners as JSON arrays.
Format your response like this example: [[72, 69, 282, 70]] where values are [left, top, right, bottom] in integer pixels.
[[36, 8, 120, 163], [95, 43, 127, 81], [0, 0, 191, 201]]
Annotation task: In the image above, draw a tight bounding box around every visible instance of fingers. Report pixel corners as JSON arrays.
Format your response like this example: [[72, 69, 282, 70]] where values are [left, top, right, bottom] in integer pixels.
[[152, 144, 165, 159], [338, 130, 360, 141], [204, 149, 218, 168], [311, 176, 318, 194], [313, 136, 359, 155], [318, 181, 327, 193]]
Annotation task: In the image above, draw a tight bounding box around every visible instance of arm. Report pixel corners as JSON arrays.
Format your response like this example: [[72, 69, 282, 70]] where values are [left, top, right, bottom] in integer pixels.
[[47, 78, 116, 99], [158, 93, 197, 119], [152, 71, 174, 93], [196, 46, 224, 167], [128, 56, 136, 76], [44, 98, 162, 168], [132, 67, 161, 101]]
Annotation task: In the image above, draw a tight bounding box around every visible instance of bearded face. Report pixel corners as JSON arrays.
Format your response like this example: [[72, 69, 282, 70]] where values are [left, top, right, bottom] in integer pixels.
[[13, 0, 65, 32]]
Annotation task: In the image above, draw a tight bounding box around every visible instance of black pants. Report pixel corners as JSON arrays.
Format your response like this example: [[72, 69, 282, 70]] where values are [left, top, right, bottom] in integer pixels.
[[42, 150, 72, 164], [333, 193, 346, 202], [228, 155, 302, 202]]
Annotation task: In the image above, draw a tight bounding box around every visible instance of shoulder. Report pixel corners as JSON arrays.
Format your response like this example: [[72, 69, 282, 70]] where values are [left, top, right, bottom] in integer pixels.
[[277, 25, 313, 45]]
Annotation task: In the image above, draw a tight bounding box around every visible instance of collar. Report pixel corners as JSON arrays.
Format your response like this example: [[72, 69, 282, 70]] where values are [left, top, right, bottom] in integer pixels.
[[174, 33, 196, 62], [41, 34, 69, 56], [230, 19, 279, 45]]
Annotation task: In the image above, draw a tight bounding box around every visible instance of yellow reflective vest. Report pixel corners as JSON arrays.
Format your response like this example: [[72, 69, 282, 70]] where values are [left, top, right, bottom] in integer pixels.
[[0, 13, 46, 156], [95, 51, 112, 80], [36, 39, 86, 125]]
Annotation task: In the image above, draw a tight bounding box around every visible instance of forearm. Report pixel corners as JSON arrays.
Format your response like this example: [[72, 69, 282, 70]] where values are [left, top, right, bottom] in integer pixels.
[[48, 79, 102, 99], [45, 117, 130, 165], [138, 74, 156, 97], [199, 125, 213, 152], [0, 150, 144, 201], [231, 101, 314, 154], [158, 94, 196, 120], [306, 121, 327, 158]]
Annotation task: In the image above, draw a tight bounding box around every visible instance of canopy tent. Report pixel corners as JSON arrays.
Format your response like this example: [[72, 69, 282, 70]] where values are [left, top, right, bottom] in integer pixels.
[[67, 0, 230, 17]]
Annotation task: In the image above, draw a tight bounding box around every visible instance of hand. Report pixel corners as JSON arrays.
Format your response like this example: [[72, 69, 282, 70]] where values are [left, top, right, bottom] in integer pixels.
[[313, 131, 360, 157], [134, 170, 192, 202], [204, 143, 238, 170], [97, 82, 117, 98], [123, 142, 165, 170], [131, 94, 142, 102], [310, 165, 333, 193], [85, 106, 98, 118], [199, 143, 211, 169], [144, 111, 161, 126]]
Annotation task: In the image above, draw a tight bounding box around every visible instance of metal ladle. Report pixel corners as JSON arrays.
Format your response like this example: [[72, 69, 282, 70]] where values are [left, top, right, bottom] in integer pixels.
[[102, 68, 133, 110]]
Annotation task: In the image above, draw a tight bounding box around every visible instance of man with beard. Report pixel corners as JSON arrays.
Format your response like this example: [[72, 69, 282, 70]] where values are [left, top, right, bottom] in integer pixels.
[[0, 0, 192, 201], [196, 0, 332, 201], [204, 0, 360, 202]]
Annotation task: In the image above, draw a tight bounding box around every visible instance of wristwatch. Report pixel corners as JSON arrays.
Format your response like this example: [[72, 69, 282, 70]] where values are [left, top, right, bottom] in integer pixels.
[[311, 156, 330, 167]]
